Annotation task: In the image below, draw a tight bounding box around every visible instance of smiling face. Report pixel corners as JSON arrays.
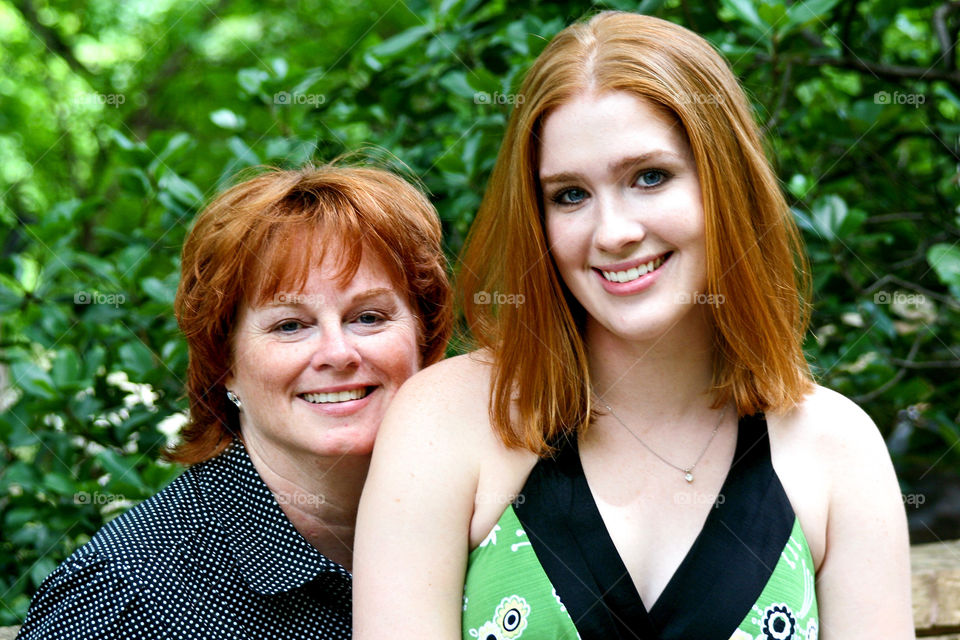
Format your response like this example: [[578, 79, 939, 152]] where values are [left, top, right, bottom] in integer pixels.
[[540, 90, 709, 347], [225, 246, 420, 461]]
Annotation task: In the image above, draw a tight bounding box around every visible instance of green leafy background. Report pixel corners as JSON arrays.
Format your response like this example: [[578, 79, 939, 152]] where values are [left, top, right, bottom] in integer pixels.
[[1, 0, 958, 623]]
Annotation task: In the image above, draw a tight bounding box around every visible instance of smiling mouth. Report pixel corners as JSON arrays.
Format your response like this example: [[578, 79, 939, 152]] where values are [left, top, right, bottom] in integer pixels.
[[597, 252, 671, 283], [299, 387, 374, 404]]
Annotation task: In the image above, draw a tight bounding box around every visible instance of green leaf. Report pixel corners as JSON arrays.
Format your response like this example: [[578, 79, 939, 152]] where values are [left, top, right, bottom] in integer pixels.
[[29, 557, 57, 588], [51, 348, 82, 389], [97, 449, 148, 493], [118, 341, 156, 379], [158, 172, 203, 208], [109, 129, 139, 151], [141, 277, 176, 305], [227, 136, 260, 166], [210, 109, 246, 131], [782, 0, 841, 36], [465, 67, 502, 94], [14, 255, 40, 293], [10, 361, 56, 400], [117, 167, 152, 196], [927, 244, 960, 294], [42, 472, 76, 495], [270, 58, 288, 79], [720, 0, 768, 34], [84, 344, 107, 379], [438, 71, 474, 99], [149, 133, 193, 174], [1, 462, 40, 491], [370, 26, 432, 58], [237, 68, 269, 94], [758, 2, 787, 32], [810, 194, 854, 243]]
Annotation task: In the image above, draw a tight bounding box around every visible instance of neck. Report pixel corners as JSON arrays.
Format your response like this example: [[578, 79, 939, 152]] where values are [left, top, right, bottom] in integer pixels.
[[586, 309, 716, 424], [242, 434, 369, 571]]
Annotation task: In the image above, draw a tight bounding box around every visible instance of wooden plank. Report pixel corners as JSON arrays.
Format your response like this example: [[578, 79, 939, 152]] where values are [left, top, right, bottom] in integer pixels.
[[913, 539, 960, 634]]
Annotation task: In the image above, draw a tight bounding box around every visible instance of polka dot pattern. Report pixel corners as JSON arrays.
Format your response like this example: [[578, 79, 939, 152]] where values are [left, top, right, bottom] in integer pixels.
[[17, 439, 351, 639]]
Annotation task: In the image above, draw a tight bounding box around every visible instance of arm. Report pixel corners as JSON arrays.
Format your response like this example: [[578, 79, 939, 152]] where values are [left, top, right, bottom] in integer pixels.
[[17, 553, 171, 640], [353, 356, 487, 637], [813, 390, 915, 639]]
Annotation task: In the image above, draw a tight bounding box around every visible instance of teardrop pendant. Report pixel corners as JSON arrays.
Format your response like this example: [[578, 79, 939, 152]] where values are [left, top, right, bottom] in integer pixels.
[[684, 472, 694, 483]]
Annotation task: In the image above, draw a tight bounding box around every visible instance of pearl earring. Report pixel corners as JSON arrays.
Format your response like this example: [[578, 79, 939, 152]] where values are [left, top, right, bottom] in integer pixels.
[[226, 390, 242, 410]]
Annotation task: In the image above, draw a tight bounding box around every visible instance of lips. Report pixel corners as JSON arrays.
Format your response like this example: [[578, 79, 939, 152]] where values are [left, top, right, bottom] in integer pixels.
[[594, 252, 672, 283], [299, 386, 374, 404]]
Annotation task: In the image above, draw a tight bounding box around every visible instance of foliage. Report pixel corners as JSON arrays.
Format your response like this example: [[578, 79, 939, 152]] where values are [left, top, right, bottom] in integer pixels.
[[0, 0, 958, 623]]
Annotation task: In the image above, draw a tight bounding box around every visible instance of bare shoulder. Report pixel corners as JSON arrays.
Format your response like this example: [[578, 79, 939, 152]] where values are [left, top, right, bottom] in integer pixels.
[[375, 351, 495, 451], [395, 350, 493, 403], [768, 383, 887, 458], [768, 383, 899, 501], [766, 384, 899, 571], [767, 391, 913, 633]]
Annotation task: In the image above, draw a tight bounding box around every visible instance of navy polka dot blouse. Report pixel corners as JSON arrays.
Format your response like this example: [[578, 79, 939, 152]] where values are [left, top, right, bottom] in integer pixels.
[[17, 439, 351, 639]]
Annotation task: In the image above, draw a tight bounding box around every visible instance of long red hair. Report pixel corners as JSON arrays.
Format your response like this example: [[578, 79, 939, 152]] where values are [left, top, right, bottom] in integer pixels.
[[459, 12, 813, 454]]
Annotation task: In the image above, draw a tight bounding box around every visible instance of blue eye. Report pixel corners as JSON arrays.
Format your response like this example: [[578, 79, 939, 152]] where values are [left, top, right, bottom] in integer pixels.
[[356, 312, 384, 325], [552, 187, 588, 206], [636, 169, 667, 188], [276, 320, 303, 333]]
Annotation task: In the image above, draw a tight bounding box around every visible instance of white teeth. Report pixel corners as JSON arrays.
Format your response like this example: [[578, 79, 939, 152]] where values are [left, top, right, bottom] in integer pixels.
[[301, 388, 369, 404], [601, 256, 666, 283]]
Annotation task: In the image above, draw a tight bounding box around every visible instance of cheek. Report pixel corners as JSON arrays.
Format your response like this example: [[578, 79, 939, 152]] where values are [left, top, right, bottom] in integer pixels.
[[365, 327, 421, 386], [235, 344, 307, 397], [545, 217, 585, 272]]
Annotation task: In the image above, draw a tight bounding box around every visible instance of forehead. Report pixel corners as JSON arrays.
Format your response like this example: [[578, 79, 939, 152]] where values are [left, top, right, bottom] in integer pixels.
[[538, 91, 690, 175], [299, 248, 399, 295], [249, 228, 404, 308]]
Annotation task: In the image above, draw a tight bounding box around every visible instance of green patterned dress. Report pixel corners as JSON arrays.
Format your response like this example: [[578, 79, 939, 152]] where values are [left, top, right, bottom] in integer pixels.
[[462, 414, 818, 640]]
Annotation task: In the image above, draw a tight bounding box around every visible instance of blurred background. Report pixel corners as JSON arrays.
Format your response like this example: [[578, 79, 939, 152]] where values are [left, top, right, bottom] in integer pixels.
[[0, 0, 958, 623]]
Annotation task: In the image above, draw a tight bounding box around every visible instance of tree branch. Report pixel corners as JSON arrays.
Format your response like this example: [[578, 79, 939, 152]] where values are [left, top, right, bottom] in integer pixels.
[[839, 0, 860, 55], [864, 274, 960, 309], [934, 1, 960, 73], [764, 62, 793, 133], [891, 358, 960, 369], [852, 334, 922, 404], [757, 53, 960, 87]]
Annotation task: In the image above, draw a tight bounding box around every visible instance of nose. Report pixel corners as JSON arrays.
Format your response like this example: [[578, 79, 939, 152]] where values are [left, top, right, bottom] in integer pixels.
[[593, 192, 645, 255], [309, 325, 361, 371]]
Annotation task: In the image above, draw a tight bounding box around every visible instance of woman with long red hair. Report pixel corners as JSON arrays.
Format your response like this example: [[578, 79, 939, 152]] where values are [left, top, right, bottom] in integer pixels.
[[354, 11, 913, 639]]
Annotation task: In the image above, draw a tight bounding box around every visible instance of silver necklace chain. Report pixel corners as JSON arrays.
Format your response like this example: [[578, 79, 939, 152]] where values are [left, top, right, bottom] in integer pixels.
[[598, 399, 728, 483]]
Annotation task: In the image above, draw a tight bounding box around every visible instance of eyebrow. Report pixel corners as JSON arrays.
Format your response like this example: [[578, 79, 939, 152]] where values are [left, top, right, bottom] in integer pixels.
[[261, 287, 398, 310], [539, 150, 686, 186], [349, 288, 398, 304]]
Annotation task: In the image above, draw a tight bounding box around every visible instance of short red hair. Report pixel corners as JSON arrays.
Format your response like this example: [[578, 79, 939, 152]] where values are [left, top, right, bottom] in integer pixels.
[[170, 165, 451, 464]]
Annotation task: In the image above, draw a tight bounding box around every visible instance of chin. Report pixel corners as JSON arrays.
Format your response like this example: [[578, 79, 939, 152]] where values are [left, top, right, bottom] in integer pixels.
[[592, 313, 689, 344], [309, 430, 378, 458]]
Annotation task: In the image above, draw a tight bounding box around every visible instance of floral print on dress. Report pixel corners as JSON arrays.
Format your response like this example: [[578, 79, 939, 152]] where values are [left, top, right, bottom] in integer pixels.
[[467, 595, 531, 640], [478, 524, 501, 548], [760, 603, 796, 640], [727, 519, 818, 640]]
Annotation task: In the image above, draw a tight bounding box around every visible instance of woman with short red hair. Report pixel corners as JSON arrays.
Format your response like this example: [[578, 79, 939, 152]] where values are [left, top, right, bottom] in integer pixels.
[[19, 164, 451, 640], [354, 12, 913, 639]]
